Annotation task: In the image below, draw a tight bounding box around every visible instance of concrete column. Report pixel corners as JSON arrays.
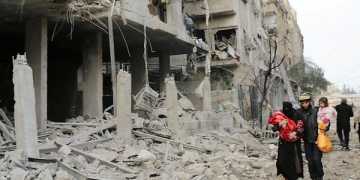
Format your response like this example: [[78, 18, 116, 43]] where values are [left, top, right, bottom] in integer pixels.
[[159, 51, 170, 92], [13, 54, 39, 158], [167, 0, 186, 38], [82, 32, 103, 118], [116, 70, 132, 145], [130, 48, 146, 99], [25, 17, 47, 131], [202, 76, 212, 111], [165, 77, 179, 136]]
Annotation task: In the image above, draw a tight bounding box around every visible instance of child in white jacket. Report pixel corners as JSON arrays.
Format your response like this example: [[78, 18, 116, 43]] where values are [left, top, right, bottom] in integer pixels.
[[317, 97, 337, 133]]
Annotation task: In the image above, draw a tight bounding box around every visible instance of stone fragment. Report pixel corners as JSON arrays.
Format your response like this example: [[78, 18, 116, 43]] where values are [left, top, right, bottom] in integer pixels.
[[268, 144, 276, 150], [91, 149, 119, 161], [184, 164, 206, 176], [37, 168, 53, 180], [181, 151, 200, 166], [159, 172, 170, 180], [7, 150, 28, 170], [10, 167, 29, 180], [58, 145, 71, 156], [210, 162, 227, 175], [122, 145, 138, 158], [140, 161, 155, 171], [73, 155, 87, 170], [55, 170, 70, 180], [249, 161, 262, 169], [86, 159, 101, 174], [138, 149, 156, 162]]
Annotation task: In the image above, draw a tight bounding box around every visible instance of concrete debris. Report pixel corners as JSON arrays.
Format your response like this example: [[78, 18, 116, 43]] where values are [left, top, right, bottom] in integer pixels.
[[0, 105, 287, 179], [58, 145, 72, 156], [138, 149, 156, 162]]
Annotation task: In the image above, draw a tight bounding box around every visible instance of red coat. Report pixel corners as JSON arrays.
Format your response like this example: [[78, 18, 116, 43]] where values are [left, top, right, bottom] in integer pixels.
[[268, 111, 304, 142]]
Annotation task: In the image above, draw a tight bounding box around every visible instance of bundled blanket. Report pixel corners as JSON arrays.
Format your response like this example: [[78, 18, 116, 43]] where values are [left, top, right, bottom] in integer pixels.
[[268, 111, 304, 142]]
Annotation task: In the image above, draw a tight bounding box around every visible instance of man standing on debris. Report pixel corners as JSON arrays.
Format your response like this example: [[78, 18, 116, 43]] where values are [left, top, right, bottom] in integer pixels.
[[293, 93, 324, 180], [271, 102, 304, 180], [335, 98, 354, 150], [184, 13, 194, 37]]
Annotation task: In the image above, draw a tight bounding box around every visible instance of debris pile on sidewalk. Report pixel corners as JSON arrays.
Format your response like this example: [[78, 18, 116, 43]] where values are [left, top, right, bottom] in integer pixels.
[[0, 110, 280, 179]]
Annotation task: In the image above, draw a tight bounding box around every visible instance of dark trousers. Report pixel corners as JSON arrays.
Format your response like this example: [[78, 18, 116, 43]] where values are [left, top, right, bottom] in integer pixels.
[[304, 143, 324, 179], [186, 24, 193, 36], [337, 128, 350, 146]]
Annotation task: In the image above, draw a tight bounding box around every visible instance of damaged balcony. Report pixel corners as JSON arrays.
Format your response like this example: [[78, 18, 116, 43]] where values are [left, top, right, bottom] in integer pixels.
[[0, 0, 209, 55], [263, 0, 278, 16], [197, 29, 240, 68], [183, 0, 237, 18]]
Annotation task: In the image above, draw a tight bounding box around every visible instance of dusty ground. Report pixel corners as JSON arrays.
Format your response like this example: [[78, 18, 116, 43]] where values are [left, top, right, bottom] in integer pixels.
[[318, 117, 360, 180], [290, 117, 360, 180]]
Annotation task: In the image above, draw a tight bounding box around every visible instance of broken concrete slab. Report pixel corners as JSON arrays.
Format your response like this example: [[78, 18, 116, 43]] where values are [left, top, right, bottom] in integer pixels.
[[55, 141, 137, 174], [138, 149, 156, 162], [37, 168, 53, 180], [9, 167, 29, 180]]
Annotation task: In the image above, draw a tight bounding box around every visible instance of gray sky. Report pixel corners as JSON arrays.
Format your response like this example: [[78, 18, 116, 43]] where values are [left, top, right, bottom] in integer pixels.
[[288, 0, 360, 91]]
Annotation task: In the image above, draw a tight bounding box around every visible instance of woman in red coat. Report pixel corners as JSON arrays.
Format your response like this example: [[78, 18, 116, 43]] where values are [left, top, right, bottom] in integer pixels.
[[271, 102, 304, 180]]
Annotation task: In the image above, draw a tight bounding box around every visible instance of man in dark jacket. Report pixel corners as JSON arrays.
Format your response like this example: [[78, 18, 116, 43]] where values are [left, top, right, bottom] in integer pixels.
[[293, 93, 323, 180], [335, 98, 354, 150]]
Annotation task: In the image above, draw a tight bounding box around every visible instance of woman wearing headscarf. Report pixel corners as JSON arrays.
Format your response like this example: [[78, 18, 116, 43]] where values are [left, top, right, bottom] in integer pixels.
[[270, 102, 304, 180]]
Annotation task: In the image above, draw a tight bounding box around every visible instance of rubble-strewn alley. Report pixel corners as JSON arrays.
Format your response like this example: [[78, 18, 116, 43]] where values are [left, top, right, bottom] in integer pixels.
[[1, 103, 359, 180]]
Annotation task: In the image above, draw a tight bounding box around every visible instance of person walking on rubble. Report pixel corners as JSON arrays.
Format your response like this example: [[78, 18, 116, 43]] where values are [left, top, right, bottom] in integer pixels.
[[271, 101, 304, 180], [335, 98, 354, 150], [293, 93, 324, 180], [353, 108, 360, 143], [184, 13, 194, 37]]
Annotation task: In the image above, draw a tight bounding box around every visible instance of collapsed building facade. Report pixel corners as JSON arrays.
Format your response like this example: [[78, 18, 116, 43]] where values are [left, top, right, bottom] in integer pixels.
[[178, 0, 304, 125], [0, 0, 305, 179]]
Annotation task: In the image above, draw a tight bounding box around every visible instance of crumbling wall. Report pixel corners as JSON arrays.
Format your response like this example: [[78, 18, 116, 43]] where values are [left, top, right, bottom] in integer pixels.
[[122, 0, 160, 21]]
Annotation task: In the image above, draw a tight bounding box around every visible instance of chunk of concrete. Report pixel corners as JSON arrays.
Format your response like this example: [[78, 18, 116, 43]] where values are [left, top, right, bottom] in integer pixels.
[[181, 151, 201, 166], [91, 149, 119, 161], [10, 167, 29, 180], [138, 149, 156, 162], [37, 168, 53, 180], [140, 161, 155, 171], [58, 145, 71, 156], [73, 155, 87, 170], [55, 170, 70, 180]]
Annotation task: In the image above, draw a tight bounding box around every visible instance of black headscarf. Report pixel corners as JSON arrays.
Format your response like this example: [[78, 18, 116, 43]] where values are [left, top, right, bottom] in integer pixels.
[[283, 101, 295, 119]]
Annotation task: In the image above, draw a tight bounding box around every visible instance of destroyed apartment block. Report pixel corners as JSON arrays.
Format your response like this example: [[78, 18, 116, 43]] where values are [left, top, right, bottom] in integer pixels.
[[0, 0, 304, 179]]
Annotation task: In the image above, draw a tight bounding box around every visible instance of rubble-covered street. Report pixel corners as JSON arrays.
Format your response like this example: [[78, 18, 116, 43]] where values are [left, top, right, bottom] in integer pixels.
[[1, 106, 360, 180]]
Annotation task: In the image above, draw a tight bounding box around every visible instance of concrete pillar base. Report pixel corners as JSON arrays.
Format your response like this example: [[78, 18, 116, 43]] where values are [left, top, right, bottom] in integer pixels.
[[165, 77, 179, 138], [116, 70, 132, 145], [202, 76, 212, 111], [13, 54, 40, 158]]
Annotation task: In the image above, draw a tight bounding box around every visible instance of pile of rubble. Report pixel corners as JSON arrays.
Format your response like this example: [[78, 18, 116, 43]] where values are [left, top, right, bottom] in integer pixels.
[[213, 35, 240, 62], [0, 110, 280, 180]]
